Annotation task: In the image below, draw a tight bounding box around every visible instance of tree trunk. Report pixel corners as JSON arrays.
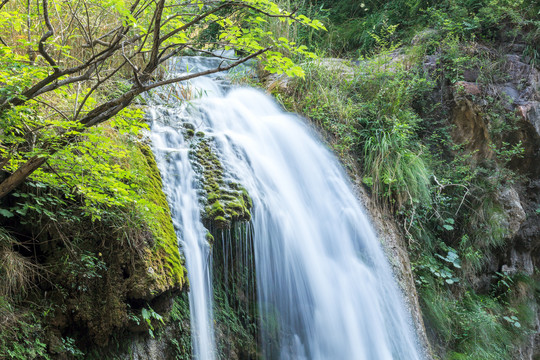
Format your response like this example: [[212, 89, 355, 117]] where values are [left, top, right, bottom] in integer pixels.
[[0, 155, 48, 199]]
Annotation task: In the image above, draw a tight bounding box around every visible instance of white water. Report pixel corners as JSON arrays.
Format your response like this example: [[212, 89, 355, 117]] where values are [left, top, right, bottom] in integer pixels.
[[149, 105, 216, 359], [149, 57, 423, 360]]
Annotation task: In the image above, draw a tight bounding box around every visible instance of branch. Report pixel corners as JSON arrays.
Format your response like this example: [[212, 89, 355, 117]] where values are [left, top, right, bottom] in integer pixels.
[[33, 66, 95, 98], [146, 0, 166, 71], [80, 26, 122, 48], [74, 60, 127, 120], [144, 47, 270, 92], [38, 0, 59, 71], [159, 2, 232, 44], [0, 0, 10, 11]]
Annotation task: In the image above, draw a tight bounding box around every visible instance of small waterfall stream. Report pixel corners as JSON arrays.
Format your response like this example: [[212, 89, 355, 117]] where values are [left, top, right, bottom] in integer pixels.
[[149, 106, 217, 360], [148, 56, 423, 360]]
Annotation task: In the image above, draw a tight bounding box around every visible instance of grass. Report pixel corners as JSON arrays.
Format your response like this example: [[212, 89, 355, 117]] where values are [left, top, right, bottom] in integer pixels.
[[0, 228, 40, 300]]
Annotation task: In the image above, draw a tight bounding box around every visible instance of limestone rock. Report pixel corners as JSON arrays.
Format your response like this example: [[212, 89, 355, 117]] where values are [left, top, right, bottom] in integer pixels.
[[316, 57, 355, 76], [265, 73, 292, 94], [455, 81, 481, 96], [497, 186, 526, 239], [450, 94, 493, 161]]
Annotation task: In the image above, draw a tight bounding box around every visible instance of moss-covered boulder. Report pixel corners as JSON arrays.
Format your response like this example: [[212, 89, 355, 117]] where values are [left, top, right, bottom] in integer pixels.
[[189, 138, 252, 230], [0, 127, 187, 357], [130, 145, 186, 300]]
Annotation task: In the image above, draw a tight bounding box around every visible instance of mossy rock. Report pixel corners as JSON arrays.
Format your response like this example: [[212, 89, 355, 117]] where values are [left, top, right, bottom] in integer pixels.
[[189, 138, 252, 230], [133, 144, 187, 297]]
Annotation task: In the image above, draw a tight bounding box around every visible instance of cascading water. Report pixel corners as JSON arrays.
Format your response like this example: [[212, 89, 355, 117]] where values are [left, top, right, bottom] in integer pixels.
[[148, 98, 217, 359], [149, 56, 424, 359]]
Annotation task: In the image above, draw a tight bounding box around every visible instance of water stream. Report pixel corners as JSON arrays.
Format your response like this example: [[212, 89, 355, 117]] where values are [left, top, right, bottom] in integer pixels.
[[149, 99, 217, 360], [149, 56, 423, 360]]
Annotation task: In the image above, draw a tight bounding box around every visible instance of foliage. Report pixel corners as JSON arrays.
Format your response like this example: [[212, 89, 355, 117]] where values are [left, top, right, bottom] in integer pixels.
[[293, 0, 539, 56], [283, 46, 432, 210], [169, 292, 192, 360], [0, 0, 326, 203], [0, 298, 51, 360], [420, 287, 525, 360], [141, 306, 165, 338]]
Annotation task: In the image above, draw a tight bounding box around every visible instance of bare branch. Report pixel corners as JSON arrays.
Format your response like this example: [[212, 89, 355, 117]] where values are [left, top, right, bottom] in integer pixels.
[[145, 0, 166, 72], [81, 26, 121, 48], [33, 66, 95, 98], [0, 0, 10, 11], [74, 60, 128, 120], [38, 0, 59, 71], [159, 2, 232, 45], [144, 47, 270, 92]]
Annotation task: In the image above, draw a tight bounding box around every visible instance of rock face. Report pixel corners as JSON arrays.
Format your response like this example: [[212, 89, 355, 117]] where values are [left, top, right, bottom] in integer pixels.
[[451, 86, 493, 162], [497, 186, 527, 239], [447, 47, 540, 359]]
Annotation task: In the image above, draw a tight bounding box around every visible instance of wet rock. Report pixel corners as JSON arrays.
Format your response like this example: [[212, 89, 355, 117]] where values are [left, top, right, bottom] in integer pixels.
[[122, 327, 172, 360]]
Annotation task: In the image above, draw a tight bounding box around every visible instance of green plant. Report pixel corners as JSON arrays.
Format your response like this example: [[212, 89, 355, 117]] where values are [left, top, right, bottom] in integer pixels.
[[0, 302, 51, 360], [61, 337, 85, 359], [169, 293, 192, 360], [141, 306, 165, 338]]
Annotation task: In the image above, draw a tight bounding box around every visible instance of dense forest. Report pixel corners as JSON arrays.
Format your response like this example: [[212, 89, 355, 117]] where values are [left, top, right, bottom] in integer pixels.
[[0, 0, 539, 359]]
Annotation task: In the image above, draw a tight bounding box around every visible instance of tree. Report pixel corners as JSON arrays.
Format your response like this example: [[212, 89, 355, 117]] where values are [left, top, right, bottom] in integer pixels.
[[0, 0, 324, 199]]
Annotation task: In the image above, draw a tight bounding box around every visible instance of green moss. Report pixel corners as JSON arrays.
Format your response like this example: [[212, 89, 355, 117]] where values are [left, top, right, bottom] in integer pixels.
[[205, 232, 215, 245], [135, 144, 187, 291], [209, 201, 226, 217], [191, 139, 253, 230], [213, 216, 229, 228]]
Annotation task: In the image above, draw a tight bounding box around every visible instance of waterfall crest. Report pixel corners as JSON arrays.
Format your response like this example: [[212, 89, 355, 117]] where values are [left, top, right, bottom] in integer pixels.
[[149, 56, 423, 360]]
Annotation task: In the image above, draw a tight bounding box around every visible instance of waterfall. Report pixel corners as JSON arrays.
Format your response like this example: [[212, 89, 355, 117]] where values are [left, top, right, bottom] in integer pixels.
[[149, 102, 217, 359], [148, 56, 423, 360]]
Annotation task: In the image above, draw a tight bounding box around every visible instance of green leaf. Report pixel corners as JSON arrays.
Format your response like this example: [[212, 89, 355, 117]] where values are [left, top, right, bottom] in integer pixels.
[[443, 224, 454, 231], [0, 208, 14, 218]]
